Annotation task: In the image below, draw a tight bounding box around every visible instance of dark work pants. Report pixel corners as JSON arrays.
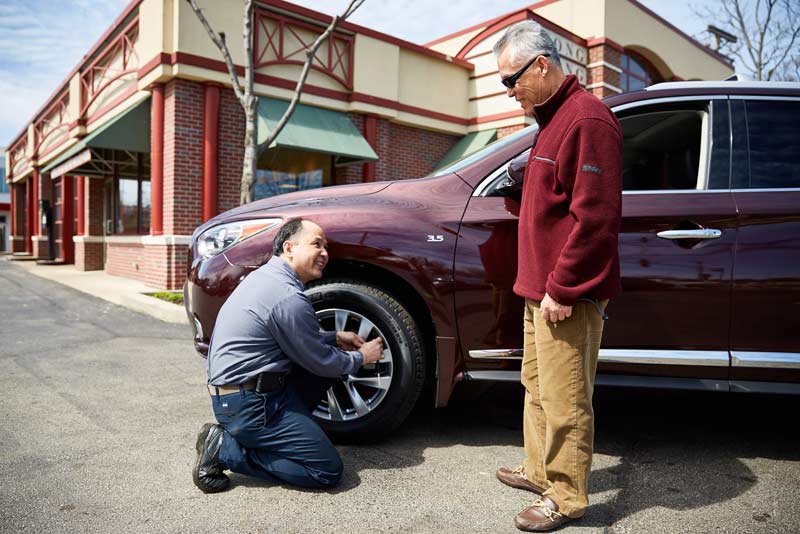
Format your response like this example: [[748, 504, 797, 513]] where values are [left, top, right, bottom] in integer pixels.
[[211, 368, 341, 489]]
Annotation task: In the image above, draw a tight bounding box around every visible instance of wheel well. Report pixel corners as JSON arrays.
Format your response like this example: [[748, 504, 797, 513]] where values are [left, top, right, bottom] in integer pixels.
[[315, 259, 439, 398]]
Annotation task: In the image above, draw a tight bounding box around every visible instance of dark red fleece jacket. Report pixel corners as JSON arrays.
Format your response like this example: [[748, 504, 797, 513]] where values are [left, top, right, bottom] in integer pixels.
[[513, 75, 622, 306]]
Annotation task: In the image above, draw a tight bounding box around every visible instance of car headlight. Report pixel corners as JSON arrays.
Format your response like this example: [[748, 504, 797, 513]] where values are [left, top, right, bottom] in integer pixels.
[[196, 218, 282, 259]]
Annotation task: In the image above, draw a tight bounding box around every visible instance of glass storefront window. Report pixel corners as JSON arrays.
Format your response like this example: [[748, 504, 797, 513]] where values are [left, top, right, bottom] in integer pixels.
[[118, 179, 139, 234], [141, 180, 151, 232], [106, 175, 151, 235], [255, 148, 332, 201]]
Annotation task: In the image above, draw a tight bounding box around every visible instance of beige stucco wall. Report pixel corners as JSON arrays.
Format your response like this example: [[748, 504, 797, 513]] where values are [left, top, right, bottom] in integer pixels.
[[427, 27, 484, 58], [353, 34, 400, 103], [398, 50, 469, 119], [604, 0, 731, 80], [533, 0, 606, 41], [536, 0, 731, 80]]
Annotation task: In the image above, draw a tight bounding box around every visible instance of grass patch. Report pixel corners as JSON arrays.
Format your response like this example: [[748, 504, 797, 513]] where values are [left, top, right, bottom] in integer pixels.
[[147, 291, 184, 305]]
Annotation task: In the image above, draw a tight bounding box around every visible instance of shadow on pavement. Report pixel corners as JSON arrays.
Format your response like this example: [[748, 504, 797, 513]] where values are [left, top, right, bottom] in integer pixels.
[[336, 382, 800, 526]]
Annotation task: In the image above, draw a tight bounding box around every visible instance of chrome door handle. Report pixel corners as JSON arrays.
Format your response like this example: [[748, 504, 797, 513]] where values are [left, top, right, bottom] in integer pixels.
[[656, 229, 722, 240]]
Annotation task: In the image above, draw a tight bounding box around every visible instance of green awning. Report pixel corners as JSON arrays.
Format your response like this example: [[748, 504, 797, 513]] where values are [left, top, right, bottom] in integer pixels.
[[434, 129, 498, 170], [43, 97, 151, 178], [257, 98, 378, 165]]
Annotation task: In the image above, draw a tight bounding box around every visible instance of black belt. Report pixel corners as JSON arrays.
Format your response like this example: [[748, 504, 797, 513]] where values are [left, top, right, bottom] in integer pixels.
[[209, 371, 290, 396]]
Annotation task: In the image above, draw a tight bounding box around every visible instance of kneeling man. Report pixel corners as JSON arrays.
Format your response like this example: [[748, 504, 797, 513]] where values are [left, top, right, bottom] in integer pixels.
[[193, 218, 384, 492]]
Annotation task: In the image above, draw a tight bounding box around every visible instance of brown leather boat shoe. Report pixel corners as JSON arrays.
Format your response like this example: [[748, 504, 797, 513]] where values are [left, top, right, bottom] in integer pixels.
[[514, 496, 574, 532], [496, 466, 546, 494]]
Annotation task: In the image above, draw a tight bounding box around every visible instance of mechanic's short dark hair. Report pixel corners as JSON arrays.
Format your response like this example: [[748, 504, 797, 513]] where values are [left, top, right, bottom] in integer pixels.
[[273, 218, 306, 256]]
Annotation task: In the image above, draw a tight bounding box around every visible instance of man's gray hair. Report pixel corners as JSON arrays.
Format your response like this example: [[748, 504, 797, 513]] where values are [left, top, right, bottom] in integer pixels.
[[493, 20, 563, 70]]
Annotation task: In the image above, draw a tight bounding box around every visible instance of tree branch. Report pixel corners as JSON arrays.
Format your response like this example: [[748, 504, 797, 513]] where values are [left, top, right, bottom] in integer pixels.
[[261, 0, 365, 149], [186, 0, 247, 107]]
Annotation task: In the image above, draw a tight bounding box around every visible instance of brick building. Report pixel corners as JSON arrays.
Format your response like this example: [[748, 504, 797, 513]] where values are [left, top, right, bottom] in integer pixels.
[[4, 0, 732, 289]]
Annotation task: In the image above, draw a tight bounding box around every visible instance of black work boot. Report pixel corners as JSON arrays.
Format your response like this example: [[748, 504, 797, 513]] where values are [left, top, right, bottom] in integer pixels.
[[192, 423, 230, 493]]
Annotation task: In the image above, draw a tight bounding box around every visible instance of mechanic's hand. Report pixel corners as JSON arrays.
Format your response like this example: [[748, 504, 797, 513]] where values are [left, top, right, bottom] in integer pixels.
[[336, 331, 365, 351], [358, 337, 385, 365], [540, 293, 572, 323]]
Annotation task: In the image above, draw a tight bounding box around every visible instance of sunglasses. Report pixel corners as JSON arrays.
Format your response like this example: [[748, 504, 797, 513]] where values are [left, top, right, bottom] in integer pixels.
[[501, 53, 551, 88]]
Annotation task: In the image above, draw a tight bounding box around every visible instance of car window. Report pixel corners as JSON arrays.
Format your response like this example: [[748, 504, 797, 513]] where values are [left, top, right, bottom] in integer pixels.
[[477, 102, 719, 198], [430, 124, 538, 178], [619, 108, 709, 191], [743, 100, 800, 189]]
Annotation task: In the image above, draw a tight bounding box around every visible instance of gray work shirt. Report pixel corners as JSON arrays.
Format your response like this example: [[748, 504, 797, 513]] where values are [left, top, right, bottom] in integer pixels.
[[206, 255, 363, 385]]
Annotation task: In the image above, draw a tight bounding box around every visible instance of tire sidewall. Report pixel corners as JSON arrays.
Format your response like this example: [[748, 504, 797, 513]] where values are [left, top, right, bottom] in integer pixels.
[[306, 282, 420, 437]]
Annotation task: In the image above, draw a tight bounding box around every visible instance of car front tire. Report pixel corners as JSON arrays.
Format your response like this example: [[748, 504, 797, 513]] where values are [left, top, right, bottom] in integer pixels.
[[306, 279, 426, 441]]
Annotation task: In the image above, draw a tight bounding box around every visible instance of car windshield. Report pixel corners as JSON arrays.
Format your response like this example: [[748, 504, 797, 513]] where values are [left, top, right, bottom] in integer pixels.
[[428, 124, 539, 177]]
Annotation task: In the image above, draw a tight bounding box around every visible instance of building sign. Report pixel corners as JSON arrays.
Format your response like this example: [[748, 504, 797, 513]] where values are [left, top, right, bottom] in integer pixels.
[[550, 33, 587, 85]]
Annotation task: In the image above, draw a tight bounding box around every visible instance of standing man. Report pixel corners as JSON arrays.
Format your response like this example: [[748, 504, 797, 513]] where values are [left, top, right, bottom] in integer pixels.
[[492, 21, 622, 531], [193, 218, 384, 493]]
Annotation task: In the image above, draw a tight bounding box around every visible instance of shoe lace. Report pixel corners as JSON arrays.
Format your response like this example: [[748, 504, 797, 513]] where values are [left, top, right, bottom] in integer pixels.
[[511, 465, 530, 481], [532, 499, 563, 522]]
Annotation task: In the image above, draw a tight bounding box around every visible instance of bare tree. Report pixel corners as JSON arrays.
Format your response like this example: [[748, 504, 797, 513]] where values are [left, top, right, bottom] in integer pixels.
[[187, 0, 366, 204], [695, 0, 800, 81]]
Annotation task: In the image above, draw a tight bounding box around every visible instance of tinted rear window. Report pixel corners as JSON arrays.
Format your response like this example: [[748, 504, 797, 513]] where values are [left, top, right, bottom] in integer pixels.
[[745, 100, 800, 189]]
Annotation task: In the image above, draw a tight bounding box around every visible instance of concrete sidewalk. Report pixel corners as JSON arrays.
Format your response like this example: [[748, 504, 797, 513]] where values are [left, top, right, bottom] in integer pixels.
[[2, 256, 188, 324]]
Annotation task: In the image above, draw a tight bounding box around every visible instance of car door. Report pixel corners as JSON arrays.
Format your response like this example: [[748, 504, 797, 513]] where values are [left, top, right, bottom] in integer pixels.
[[454, 164, 526, 376], [453, 98, 737, 387], [600, 99, 736, 387], [728, 97, 800, 392]]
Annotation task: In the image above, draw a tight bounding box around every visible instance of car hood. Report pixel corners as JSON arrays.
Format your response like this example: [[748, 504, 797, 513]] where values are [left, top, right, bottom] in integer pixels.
[[200, 181, 393, 229]]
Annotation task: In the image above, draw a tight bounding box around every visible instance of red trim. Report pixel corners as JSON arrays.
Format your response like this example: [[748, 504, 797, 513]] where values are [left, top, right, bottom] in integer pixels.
[[468, 110, 524, 125], [469, 90, 507, 102], [470, 70, 502, 81], [61, 176, 74, 263], [33, 90, 70, 155], [586, 37, 625, 53], [362, 115, 377, 183], [254, 10, 355, 89], [202, 84, 220, 222], [150, 84, 164, 236], [81, 69, 138, 116], [455, 9, 586, 60], [8, 187, 14, 236], [464, 50, 495, 61], [26, 178, 33, 253], [7, 0, 143, 149], [425, 0, 563, 47], [85, 86, 138, 127], [137, 52, 171, 81], [32, 170, 40, 237], [255, 71, 350, 99], [352, 92, 471, 125], [37, 135, 71, 162], [260, 0, 473, 69], [77, 176, 85, 236], [455, 11, 528, 60], [166, 52, 472, 126], [627, 0, 734, 67], [0, 202, 9, 211]]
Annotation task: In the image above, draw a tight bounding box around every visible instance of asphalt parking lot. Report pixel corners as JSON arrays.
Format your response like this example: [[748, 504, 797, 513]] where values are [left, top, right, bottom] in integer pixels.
[[1, 260, 798, 533]]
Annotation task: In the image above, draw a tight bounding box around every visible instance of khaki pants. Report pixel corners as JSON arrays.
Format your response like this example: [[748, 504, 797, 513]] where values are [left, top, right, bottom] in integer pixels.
[[521, 298, 607, 518]]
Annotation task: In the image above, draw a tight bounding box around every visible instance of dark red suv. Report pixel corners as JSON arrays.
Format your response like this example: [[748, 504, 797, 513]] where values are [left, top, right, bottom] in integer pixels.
[[185, 81, 800, 438]]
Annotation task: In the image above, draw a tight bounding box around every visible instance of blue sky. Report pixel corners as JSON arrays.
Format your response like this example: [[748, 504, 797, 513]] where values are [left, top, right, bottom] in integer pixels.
[[0, 0, 706, 145]]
